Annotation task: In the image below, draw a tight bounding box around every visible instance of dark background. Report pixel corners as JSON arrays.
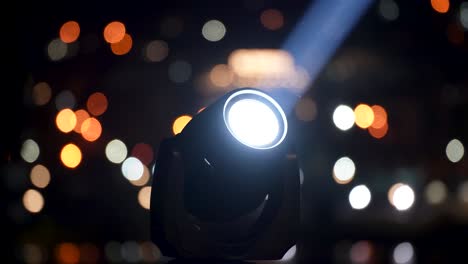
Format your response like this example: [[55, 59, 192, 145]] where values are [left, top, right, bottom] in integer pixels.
[[4, 0, 468, 263]]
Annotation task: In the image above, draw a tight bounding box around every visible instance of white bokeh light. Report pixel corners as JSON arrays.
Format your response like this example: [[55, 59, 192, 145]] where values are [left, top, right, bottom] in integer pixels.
[[105, 139, 128, 164], [424, 180, 447, 205], [202, 20, 226, 42], [378, 0, 399, 21], [391, 184, 415, 211], [446, 139, 464, 163], [333, 105, 355, 131], [333, 156, 356, 184], [458, 181, 468, 203], [121, 157, 144, 181], [393, 242, 414, 264], [21, 139, 40, 163], [460, 3, 468, 30], [349, 185, 371, 210]]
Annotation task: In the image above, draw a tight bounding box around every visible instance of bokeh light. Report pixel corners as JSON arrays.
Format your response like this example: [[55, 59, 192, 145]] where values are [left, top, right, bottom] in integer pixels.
[[79, 243, 100, 264], [378, 0, 399, 21], [121, 241, 142, 263], [393, 242, 414, 264], [21, 139, 40, 163], [354, 104, 374, 129], [103, 21, 126, 44], [168, 60, 192, 83], [140, 241, 161, 262], [32, 82, 52, 106], [56, 108, 77, 133], [60, 21, 80, 43], [370, 105, 387, 129], [460, 3, 468, 30], [172, 115, 192, 135], [138, 186, 151, 210], [228, 49, 294, 78], [130, 164, 150, 186], [160, 16, 184, 38], [60, 143, 82, 168], [333, 156, 356, 184], [105, 139, 128, 164], [295, 97, 317, 122], [445, 138, 464, 163], [73, 109, 90, 133], [209, 64, 234, 88], [86, 92, 108, 116], [122, 157, 144, 181], [56, 243, 80, 264], [457, 181, 468, 203], [282, 245, 296, 261], [390, 184, 415, 211], [55, 90, 76, 110], [23, 243, 43, 264], [111, 33, 133, 55], [431, 0, 449, 14], [260, 9, 284, 30], [202, 20, 226, 41], [131, 143, 154, 165], [368, 122, 388, 139], [333, 105, 355, 131], [105, 242, 122, 263], [48, 38, 68, 61], [81, 118, 102, 142], [23, 189, 44, 213], [349, 185, 371, 210], [424, 180, 447, 205], [30, 164, 51, 189], [145, 40, 169, 62], [350, 241, 372, 264]]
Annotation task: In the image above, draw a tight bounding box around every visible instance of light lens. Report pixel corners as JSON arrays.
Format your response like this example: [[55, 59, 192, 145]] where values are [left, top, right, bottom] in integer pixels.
[[224, 89, 287, 149]]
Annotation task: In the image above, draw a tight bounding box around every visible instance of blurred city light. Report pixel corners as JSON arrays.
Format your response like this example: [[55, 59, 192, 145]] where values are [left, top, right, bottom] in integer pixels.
[[260, 9, 284, 30], [354, 104, 374, 129], [111, 33, 133, 55], [56, 108, 77, 133], [333, 105, 355, 131], [140, 241, 161, 262], [23, 243, 43, 264], [55, 90, 76, 110], [350, 240, 372, 264], [392, 242, 414, 264], [349, 185, 371, 210], [23, 189, 44, 213], [86, 92, 108, 116], [131, 143, 153, 165], [56, 243, 80, 264], [47, 38, 68, 61], [21, 139, 40, 163], [81, 117, 102, 142], [30, 164, 51, 189], [333, 156, 356, 184], [460, 3, 468, 30], [368, 122, 388, 139], [457, 181, 468, 203], [424, 180, 447, 205], [229, 49, 294, 78], [60, 143, 82, 168], [79, 243, 100, 264], [121, 241, 142, 263], [73, 109, 90, 133], [103, 21, 126, 44], [105, 242, 122, 263], [59, 21, 80, 43], [168, 60, 192, 83], [138, 186, 151, 210], [445, 138, 464, 163], [105, 139, 128, 164], [370, 105, 387, 129], [209, 64, 234, 88], [172, 115, 192, 135], [282, 245, 297, 261], [390, 184, 415, 211], [121, 157, 144, 181], [160, 16, 184, 38], [431, 0, 449, 14], [202, 20, 226, 42], [32, 82, 52, 106], [295, 97, 317, 122], [129, 164, 150, 186], [378, 0, 399, 21], [145, 40, 169, 62]]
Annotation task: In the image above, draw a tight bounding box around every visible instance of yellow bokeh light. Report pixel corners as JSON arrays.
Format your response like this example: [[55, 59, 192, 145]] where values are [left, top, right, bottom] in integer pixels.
[[103, 21, 126, 44], [23, 189, 44, 213], [60, 143, 82, 168], [73, 109, 90, 133], [172, 115, 192, 135], [431, 0, 449, 14], [81, 118, 102, 142], [56, 108, 77, 133], [138, 186, 151, 210], [30, 164, 51, 188], [354, 104, 374, 129]]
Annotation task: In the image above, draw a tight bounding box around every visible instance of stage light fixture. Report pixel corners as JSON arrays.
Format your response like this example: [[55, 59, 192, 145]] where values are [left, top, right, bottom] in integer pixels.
[[151, 88, 300, 260]]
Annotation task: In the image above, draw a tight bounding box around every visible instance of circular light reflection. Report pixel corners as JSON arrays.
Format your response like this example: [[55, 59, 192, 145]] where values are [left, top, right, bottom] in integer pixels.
[[130, 165, 150, 186], [391, 184, 415, 211], [73, 109, 90, 133], [431, 0, 449, 14], [103, 21, 126, 43], [60, 143, 82, 168], [32, 82, 52, 106], [370, 105, 387, 129], [60, 21, 80, 43], [172, 115, 192, 135], [333, 156, 355, 184], [460, 3, 468, 30], [168, 60, 192, 83], [446, 138, 464, 163], [56, 243, 80, 264], [131, 143, 154, 165], [86, 92, 108, 116], [105, 139, 128, 164], [81, 117, 102, 142], [349, 185, 371, 210], [260, 9, 284, 30], [21, 139, 40, 163], [23, 243, 43, 264], [23, 189, 44, 213], [378, 0, 399, 21], [140, 241, 161, 262], [393, 242, 414, 264], [333, 105, 355, 131], [350, 241, 372, 264], [30, 164, 51, 189], [354, 104, 374, 129], [48, 38, 68, 61], [210, 64, 234, 88], [424, 180, 447, 205], [122, 157, 144, 181], [202, 20, 226, 42], [111, 33, 133, 55], [138, 186, 152, 210], [105, 241, 122, 263], [368, 122, 388, 139], [145, 40, 169, 62], [56, 108, 77, 133], [55, 90, 76, 110], [457, 181, 468, 203], [121, 241, 141, 263]]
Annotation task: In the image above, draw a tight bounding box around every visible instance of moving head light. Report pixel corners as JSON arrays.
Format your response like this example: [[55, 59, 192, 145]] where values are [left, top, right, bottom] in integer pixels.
[[151, 88, 300, 260]]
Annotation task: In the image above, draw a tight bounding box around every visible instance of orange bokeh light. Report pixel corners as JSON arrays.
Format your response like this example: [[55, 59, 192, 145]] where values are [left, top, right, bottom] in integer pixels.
[[431, 0, 449, 13], [368, 122, 388, 139], [60, 144, 82, 168], [81, 118, 102, 142], [209, 64, 234, 87], [111, 33, 133, 55], [73, 109, 90, 133], [103, 21, 126, 43], [60, 21, 80, 43], [56, 243, 80, 264], [260, 9, 284, 31], [172, 115, 192, 135], [370, 105, 387, 129], [354, 104, 374, 129], [56, 109, 77, 133], [86, 92, 108, 116]]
